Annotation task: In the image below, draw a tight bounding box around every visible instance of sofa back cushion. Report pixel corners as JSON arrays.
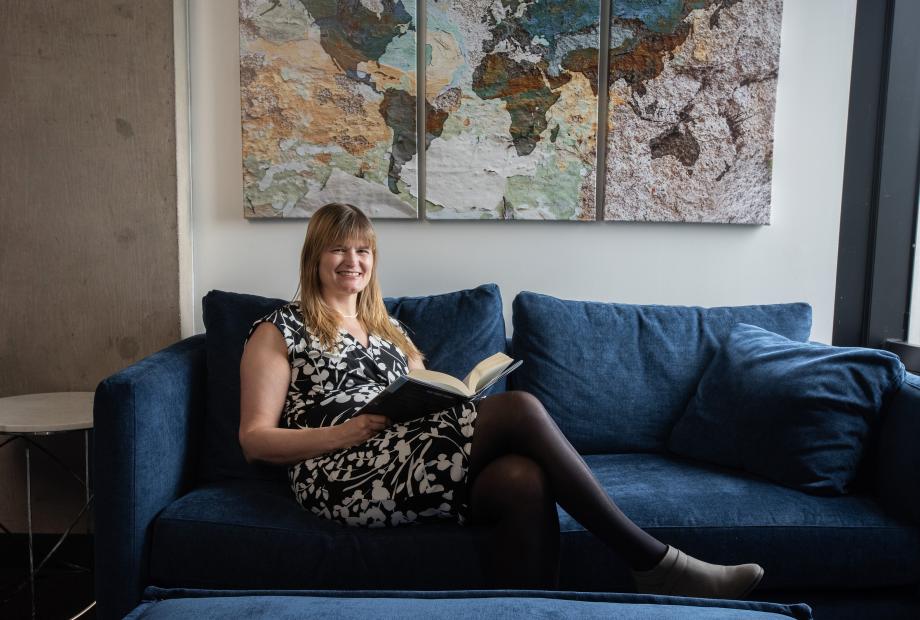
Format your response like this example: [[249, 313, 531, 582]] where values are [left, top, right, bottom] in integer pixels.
[[201, 291, 289, 482], [385, 284, 507, 387], [200, 285, 506, 482], [668, 323, 906, 495], [509, 292, 812, 454]]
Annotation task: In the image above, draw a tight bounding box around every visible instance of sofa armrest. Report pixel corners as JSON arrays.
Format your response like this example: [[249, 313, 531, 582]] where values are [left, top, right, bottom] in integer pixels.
[[877, 372, 920, 525], [93, 334, 206, 620]]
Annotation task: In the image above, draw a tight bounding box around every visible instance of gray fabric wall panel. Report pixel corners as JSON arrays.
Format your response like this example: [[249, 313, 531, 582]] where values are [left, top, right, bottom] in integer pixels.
[[0, 0, 179, 533]]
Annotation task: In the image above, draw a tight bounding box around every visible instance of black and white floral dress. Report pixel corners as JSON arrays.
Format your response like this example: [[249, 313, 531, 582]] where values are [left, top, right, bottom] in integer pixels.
[[248, 303, 477, 527]]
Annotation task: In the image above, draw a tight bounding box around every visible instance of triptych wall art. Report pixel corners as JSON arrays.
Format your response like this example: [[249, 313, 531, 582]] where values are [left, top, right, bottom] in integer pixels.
[[239, 0, 783, 223]]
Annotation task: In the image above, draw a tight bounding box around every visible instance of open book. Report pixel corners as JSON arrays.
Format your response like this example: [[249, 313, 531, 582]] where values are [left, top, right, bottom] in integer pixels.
[[358, 352, 522, 423]]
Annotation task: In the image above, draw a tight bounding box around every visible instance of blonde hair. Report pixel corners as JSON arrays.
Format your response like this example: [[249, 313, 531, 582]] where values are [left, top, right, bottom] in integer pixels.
[[297, 203, 423, 360]]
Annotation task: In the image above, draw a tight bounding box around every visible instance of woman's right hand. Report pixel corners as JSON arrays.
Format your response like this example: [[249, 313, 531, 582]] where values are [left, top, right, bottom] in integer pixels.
[[336, 414, 391, 449]]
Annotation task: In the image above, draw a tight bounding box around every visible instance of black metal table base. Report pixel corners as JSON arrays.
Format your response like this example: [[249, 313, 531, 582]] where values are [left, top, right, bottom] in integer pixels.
[[0, 430, 94, 619]]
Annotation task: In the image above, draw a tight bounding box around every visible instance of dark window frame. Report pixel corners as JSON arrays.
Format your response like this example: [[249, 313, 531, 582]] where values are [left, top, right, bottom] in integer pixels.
[[833, 0, 920, 349]]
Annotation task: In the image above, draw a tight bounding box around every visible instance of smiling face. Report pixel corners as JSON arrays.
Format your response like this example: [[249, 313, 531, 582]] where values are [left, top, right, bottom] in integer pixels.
[[317, 237, 374, 298]]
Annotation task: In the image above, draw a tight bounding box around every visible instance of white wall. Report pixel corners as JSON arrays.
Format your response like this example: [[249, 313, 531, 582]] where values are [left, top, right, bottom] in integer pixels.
[[188, 0, 856, 343]]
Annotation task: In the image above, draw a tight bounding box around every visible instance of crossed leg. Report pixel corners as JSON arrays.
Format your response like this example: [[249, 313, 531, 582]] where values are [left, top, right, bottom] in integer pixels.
[[467, 391, 667, 588]]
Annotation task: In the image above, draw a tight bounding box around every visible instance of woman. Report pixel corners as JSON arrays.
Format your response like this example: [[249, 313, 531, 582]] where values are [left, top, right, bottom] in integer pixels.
[[239, 203, 764, 597]]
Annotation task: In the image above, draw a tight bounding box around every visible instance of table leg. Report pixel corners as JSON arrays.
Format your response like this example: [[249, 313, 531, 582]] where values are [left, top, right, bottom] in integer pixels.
[[1, 431, 94, 618], [26, 443, 35, 619]]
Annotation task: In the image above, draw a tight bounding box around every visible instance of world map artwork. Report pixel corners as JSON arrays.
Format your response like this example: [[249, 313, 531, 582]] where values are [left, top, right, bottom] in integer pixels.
[[239, 0, 783, 223], [422, 0, 600, 220], [240, 0, 420, 218], [604, 0, 783, 223]]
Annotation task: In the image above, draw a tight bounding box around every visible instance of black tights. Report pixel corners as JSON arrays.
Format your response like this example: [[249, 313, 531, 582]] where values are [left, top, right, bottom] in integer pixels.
[[468, 391, 668, 588]]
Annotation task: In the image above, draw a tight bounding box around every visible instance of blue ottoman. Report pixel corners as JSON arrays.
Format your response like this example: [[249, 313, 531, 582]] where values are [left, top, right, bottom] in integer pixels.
[[126, 588, 813, 619]]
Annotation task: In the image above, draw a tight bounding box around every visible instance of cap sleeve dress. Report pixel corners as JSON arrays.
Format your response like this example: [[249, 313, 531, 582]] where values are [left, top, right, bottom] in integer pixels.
[[247, 303, 477, 527]]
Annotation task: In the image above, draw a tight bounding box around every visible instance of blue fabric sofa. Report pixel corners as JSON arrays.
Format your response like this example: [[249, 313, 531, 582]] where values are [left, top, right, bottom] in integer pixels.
[[94, 285, 920, 619]]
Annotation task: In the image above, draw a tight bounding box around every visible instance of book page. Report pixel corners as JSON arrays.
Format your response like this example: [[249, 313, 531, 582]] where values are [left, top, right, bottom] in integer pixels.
[[463, 352, 513, 392], [408, 369, 472, 397]]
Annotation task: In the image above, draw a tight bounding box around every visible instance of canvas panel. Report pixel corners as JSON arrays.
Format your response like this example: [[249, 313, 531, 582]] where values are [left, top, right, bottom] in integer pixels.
[[603, 0, 783, 223], [239, 0, 419, 218], [423, 0, 600, 220]]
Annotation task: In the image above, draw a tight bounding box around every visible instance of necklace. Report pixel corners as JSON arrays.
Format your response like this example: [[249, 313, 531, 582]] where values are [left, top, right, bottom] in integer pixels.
[[322, 299, 359, 319]]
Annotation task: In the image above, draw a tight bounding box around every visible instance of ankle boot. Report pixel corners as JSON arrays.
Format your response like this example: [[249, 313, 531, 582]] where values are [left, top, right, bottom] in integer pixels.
[[632, 546, 764, 599]]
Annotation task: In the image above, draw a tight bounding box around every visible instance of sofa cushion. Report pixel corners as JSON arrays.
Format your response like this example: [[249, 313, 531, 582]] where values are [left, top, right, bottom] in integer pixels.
[[201, 291, 289, 482], [668, 324, 906, 495], [556, 454, 920, 592], [127, 587, 813, 619], [199, 285, 506, 482], [510, 292, 812, 453], [150, 455, 920, 593], [384, 283, 507, 390], [150, 479, 488, 590]]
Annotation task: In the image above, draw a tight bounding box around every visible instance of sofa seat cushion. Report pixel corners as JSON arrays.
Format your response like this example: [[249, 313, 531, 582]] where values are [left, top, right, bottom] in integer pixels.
[[128, 587, 813, 620], [151, 455, 919, 594], [149, 479, 489, 590], [558, 454, 920, 591], [510, 292, 813, 453]]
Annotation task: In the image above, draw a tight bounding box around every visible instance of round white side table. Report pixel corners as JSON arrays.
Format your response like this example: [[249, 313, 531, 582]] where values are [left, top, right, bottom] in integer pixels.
[[0, 392, 95, 620]]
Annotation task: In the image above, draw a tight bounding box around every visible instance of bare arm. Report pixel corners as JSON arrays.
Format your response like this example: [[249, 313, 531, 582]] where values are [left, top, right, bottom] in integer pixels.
[[239, 322, 390, 465]]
